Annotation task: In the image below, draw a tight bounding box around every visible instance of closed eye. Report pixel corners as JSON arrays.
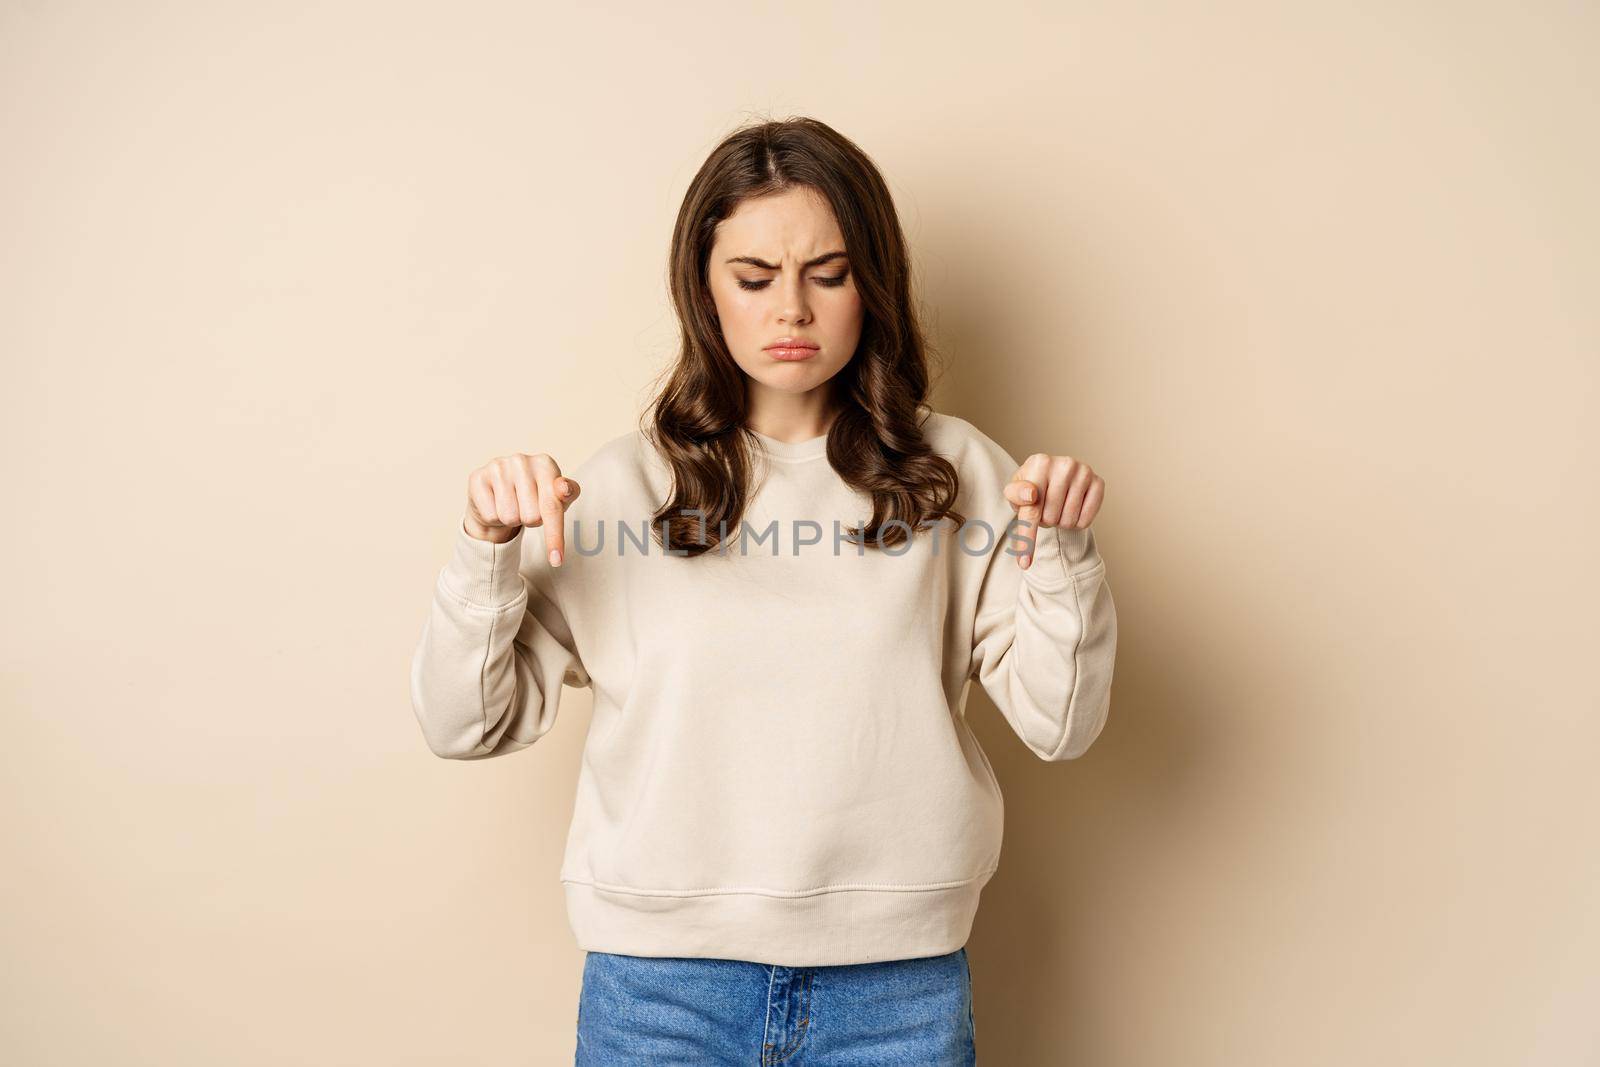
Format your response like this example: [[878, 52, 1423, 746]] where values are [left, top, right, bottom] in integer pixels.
[[736, 274, 849, 291]]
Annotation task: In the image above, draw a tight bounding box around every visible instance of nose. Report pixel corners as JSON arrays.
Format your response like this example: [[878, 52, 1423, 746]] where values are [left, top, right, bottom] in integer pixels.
[[777, 273, 811, 327]]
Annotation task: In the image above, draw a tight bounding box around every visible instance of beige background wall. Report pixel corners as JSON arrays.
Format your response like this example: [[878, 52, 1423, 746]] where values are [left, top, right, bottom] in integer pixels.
[[3, 2, 1595, 1063]]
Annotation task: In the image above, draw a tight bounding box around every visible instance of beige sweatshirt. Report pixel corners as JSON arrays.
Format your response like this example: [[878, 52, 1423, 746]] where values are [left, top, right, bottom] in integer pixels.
[[409, 410, 1118, 967]]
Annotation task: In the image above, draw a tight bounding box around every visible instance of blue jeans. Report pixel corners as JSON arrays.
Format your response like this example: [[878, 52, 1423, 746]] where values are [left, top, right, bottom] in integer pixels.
[[575, 946, 977, 1065]]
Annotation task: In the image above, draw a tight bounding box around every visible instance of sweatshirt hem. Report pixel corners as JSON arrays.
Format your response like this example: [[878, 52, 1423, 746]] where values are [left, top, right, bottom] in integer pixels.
[[560, 867, 996, 967]]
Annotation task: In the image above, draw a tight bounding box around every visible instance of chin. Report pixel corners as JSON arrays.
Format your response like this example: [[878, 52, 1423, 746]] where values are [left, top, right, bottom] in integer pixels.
[[756, 373, 821, 393]]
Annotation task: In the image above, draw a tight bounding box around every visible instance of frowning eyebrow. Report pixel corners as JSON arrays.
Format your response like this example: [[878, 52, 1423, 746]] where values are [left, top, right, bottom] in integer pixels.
[[724, 251, 848, 270]]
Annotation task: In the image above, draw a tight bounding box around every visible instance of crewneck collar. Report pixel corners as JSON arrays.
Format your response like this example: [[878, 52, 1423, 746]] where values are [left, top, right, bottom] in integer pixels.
[[748, 427, 829, 462]]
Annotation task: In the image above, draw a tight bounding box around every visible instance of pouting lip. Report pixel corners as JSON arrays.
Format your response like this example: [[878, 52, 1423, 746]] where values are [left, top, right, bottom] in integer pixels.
[[764, 337, 820, 350]]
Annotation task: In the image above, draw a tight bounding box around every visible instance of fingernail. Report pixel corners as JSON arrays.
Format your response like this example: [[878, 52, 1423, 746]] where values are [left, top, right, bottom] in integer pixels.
[[549, 549, 561, 567], [1023, 486, 1036, 502]]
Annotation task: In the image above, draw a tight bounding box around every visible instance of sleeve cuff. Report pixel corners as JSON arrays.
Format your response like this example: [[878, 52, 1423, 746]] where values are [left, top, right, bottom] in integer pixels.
[[1020, 523, 1103, 590], [440, 519, 526, 608]]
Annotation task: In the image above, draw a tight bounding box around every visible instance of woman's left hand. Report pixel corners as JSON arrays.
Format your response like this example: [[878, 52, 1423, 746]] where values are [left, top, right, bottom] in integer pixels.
[[1002, 453, 1105, 569]]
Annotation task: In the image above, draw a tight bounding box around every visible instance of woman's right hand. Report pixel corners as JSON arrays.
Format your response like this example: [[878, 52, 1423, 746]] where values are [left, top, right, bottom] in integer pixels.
[[463, 452, 582, 566]]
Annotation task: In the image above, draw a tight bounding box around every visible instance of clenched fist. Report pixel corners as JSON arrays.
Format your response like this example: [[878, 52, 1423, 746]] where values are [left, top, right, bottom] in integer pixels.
[[1001, 453, 1105, 569], [463, 452, 582, 566]]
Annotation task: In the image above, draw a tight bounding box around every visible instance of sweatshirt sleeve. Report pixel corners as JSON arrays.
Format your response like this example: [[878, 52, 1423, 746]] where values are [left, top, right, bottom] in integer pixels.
[[409, 518, 591, 760], [967, 507, 1119, 762]]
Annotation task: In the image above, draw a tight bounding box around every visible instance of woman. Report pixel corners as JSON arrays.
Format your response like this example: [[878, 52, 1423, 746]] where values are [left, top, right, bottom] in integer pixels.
[[410, 116, 1118, 1065]]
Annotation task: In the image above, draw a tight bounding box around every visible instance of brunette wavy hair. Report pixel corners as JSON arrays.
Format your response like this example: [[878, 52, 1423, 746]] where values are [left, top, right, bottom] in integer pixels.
[[641, 116, 964, 556]]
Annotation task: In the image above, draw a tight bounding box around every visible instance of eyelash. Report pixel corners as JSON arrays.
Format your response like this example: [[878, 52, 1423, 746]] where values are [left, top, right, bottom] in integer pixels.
[[736, 275, 849, 291]]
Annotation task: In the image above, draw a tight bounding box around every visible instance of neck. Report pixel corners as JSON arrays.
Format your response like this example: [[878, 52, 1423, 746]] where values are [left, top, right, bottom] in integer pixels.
[[745, 384, 836, 443]]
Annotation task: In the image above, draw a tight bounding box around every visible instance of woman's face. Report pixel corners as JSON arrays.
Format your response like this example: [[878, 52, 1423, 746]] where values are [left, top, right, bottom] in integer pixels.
[[706, 186, 864, 410]]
